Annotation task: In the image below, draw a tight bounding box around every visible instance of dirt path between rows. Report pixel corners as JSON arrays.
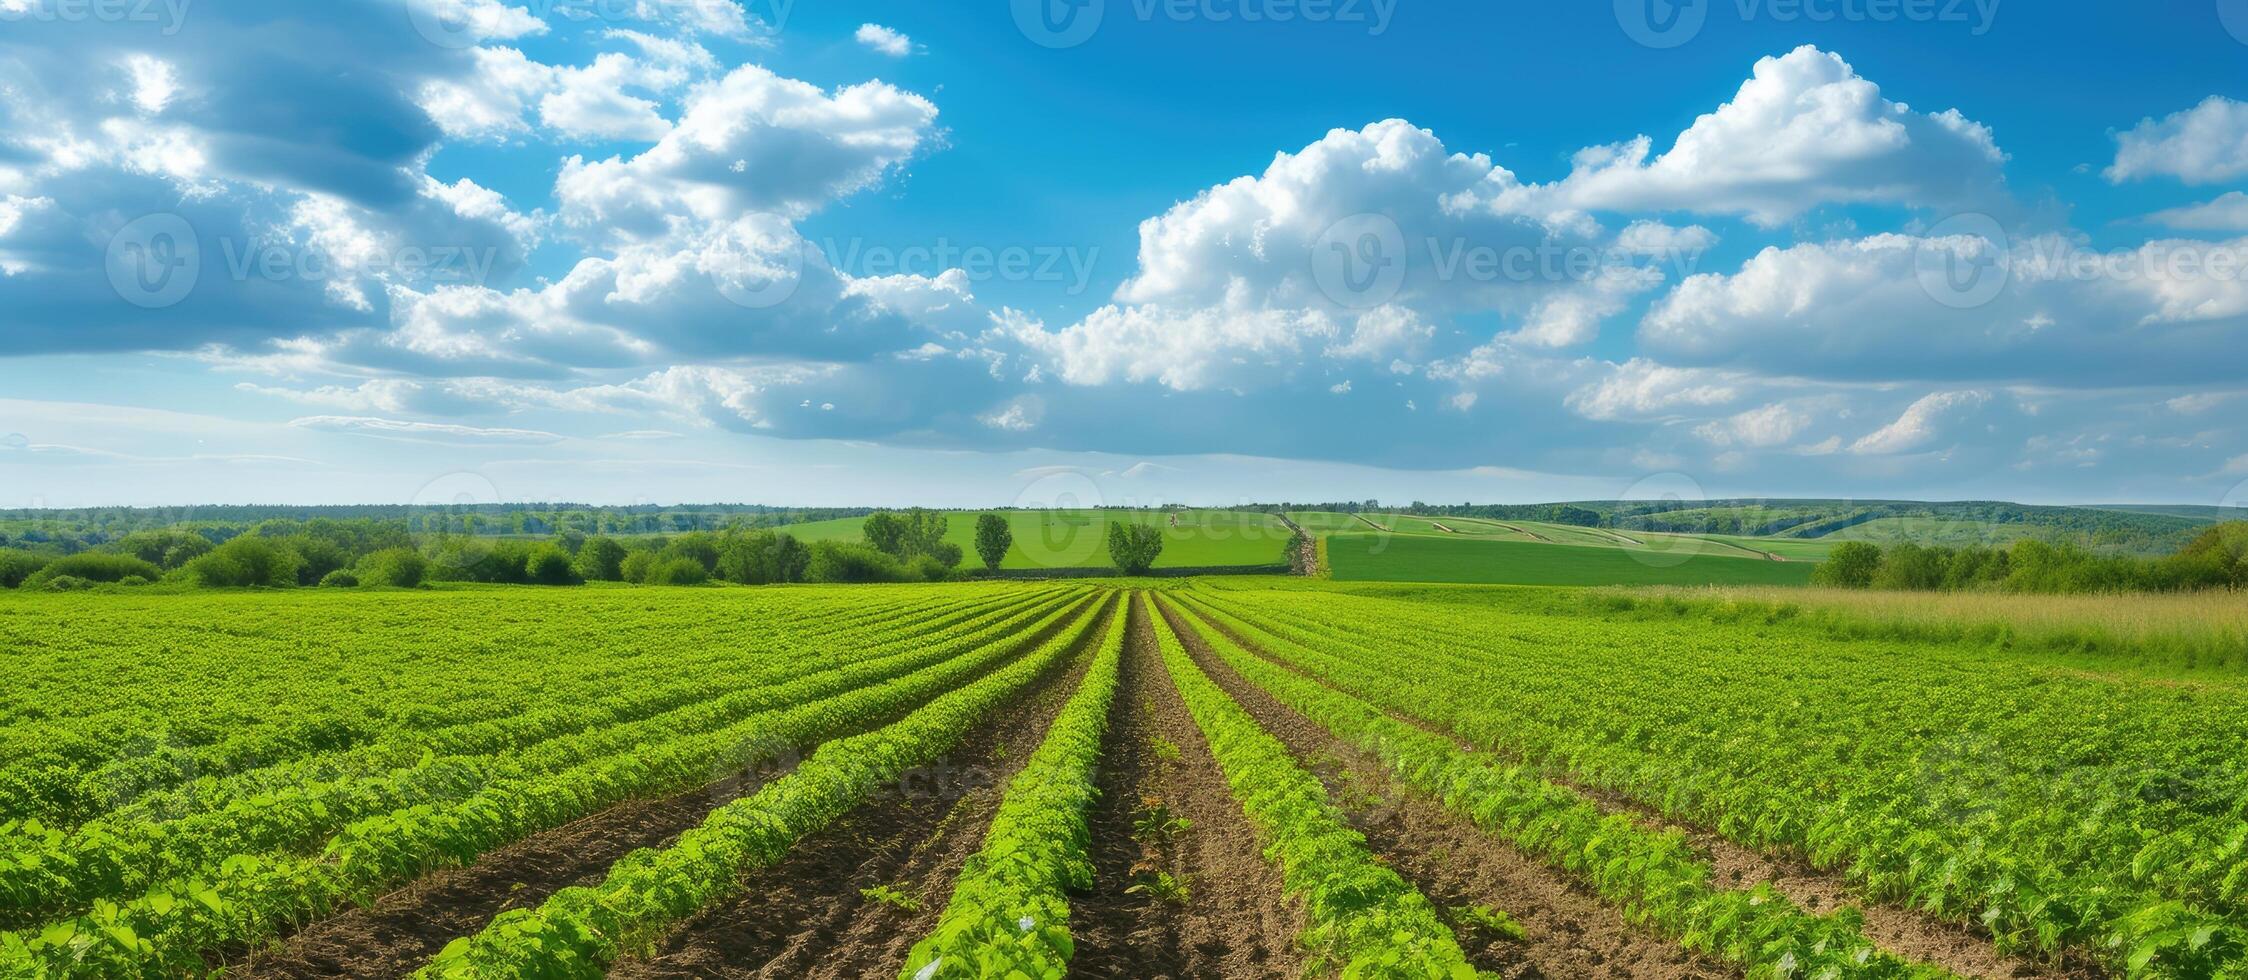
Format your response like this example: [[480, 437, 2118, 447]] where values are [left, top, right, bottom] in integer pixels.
[[235, 770, 787, 979], [235, 600, 1091, 979], [1070, 595, 1306, 979], [1155, 598, 1728, 980], [1184, 602, 2105, 980], [607, 606, 1112, 979]]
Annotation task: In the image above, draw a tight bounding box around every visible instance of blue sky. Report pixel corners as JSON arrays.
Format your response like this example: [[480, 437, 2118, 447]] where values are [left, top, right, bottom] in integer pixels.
[[3, 0, 2247, 509]]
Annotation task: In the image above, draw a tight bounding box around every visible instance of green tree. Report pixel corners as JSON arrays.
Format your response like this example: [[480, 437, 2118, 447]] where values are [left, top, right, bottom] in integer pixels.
[[1811, 541, 1883, 588], [1107, 521, 1164, 576], [574, 536, 629, 581], [864, 509, 955, 566], [180, 537, 303, 588], [525, 544, 582, 585], [356, 548, 428, 588], [973, 513, 1013, 571], [0, 550, 51, 589]]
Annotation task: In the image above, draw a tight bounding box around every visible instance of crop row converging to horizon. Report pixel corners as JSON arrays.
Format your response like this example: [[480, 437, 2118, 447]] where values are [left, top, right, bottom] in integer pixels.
[[2, 576, 2243, 977]]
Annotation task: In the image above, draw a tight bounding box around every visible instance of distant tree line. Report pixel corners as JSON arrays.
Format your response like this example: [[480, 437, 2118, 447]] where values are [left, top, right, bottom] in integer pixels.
[[1235, 498, 2213, 554], [1810, 523, 2248, 593], [0, 509, 958, 592]]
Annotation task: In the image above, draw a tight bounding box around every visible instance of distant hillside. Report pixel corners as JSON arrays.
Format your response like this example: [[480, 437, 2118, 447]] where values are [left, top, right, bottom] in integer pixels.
[[1259, 499, 2223, 556]]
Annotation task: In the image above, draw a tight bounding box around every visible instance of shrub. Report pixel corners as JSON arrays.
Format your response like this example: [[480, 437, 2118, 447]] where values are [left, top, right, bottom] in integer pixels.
[[111, 529, 213, 569], [909, 554, 956, 582], [644, 558, 710, 586], [715, 531, 811, 585], [319, 570, 360, 588], [356, 548, 428, 588], [526, 545, 583, 586], [659, 533, 723, 574], [574, 536, 628, 582], [180, 536, 304, 588], [0, 549, 51, 589], [1812, 541, 1882, 589], [283, 535, 353, 586], [41, 575, 95, 592], [620, 549, 660, 584], [805, 542, 918, 584], [23, 552, 164, 590], [117, 576, 152, 587]]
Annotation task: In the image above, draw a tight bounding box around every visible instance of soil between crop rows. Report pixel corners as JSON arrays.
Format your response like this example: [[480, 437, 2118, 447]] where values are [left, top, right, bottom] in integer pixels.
[[1156, 597, 1734, 980], [605, 606, 1107, 979], [1185, 598, 2103, 980], [1069, 596, 1307, 979]]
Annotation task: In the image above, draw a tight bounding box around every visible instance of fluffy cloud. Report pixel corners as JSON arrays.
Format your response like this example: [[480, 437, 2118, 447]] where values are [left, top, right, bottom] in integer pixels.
[[556, 65, 939, 238], [2107, 97, 2248, 185], [1507, 46, 2007, 227], [1850, 390, 1991, 455], [1641, 232, 2248, 385], [1694, 401, 1815, 448], [2144, 191, 2248, 231], [1564, 359, 1742, 421], [855, 24, 913, 57]]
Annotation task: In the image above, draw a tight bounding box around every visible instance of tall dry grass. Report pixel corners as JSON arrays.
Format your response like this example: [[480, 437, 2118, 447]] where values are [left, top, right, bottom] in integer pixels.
[[1609, 585, 2248, 672]]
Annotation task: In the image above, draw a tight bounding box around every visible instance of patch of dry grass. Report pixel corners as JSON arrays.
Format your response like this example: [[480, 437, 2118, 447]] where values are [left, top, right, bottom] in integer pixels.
[[1616, 585, 2248, 671]]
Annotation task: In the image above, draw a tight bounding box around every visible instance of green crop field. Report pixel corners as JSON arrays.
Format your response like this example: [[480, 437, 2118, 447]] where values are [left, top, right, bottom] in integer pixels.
[[1322, 532, 1817, 586], [2, 579, 2240, 978], [777, 509, 1292, 570]]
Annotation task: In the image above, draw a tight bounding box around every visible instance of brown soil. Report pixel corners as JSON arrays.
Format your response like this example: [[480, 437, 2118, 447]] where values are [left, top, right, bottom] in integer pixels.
[[605, 607, 1108, 979], [1069, 595, 1308, 979], [1154, 598, 1729, 980], [234, 762, 789, 979], [235, 598, 1094, 979], [1555, 775, 2102, 980], [1186, 603, 2105, 980]]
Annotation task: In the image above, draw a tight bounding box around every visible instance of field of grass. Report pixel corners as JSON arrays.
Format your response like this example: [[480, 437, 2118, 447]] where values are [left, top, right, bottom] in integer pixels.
[[1322, 532, 1817, 586], [3, 579, 2239, 977], [1631, 584, 2248, 667], [1819, 515, 2061, 548], [778, 509, 1292, 570]]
